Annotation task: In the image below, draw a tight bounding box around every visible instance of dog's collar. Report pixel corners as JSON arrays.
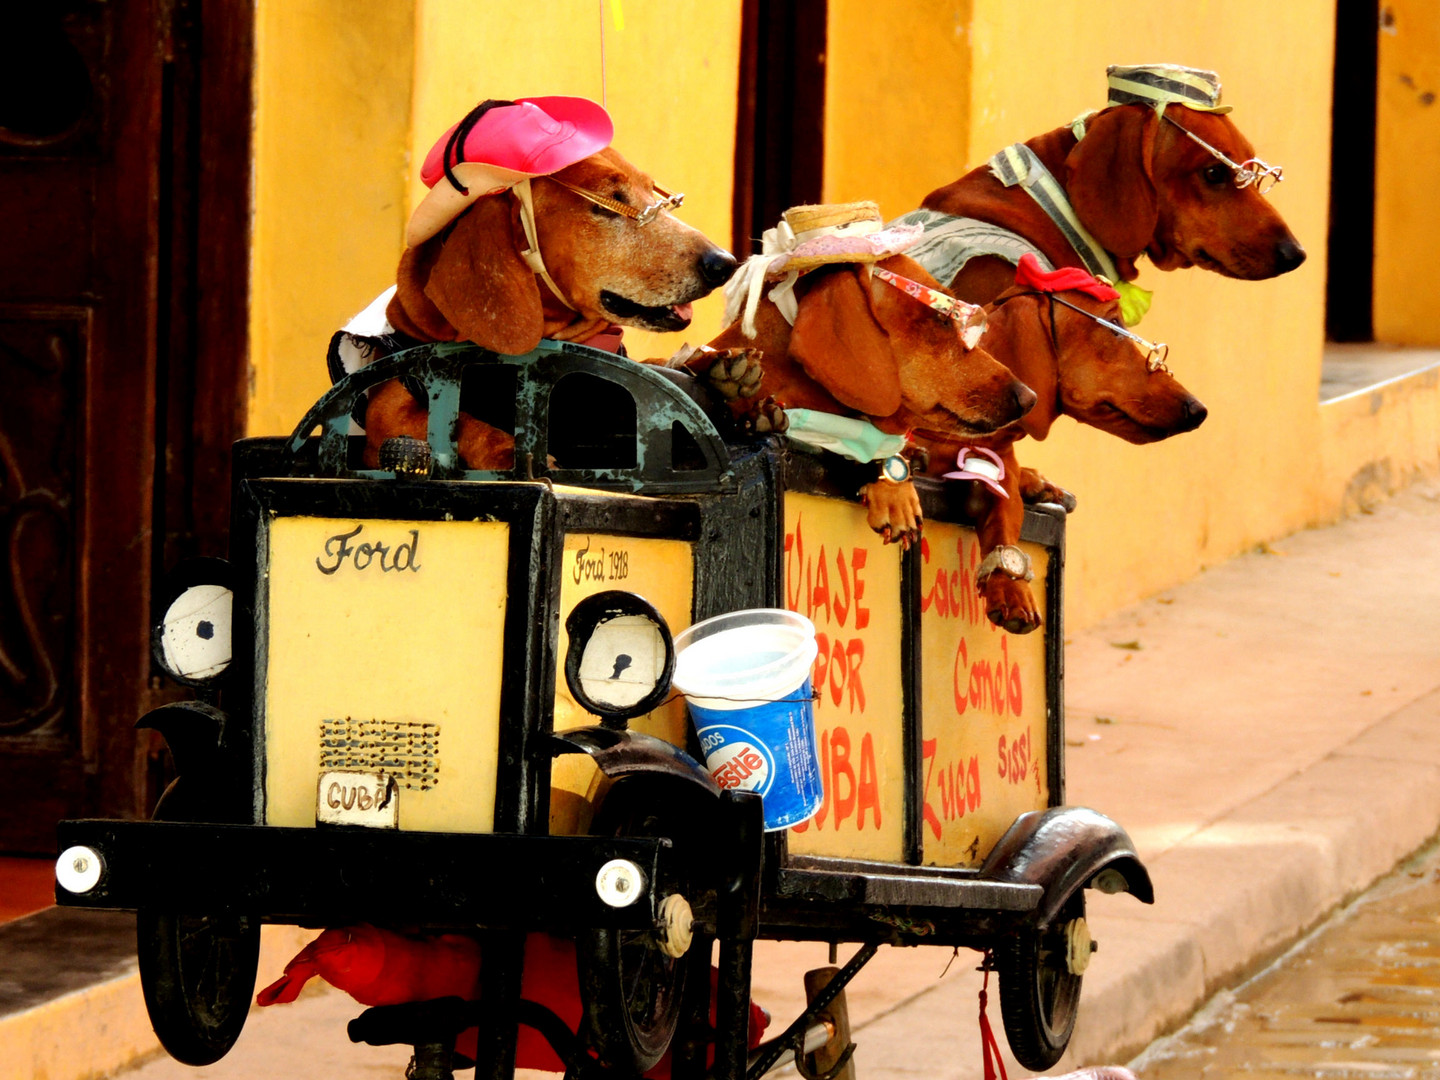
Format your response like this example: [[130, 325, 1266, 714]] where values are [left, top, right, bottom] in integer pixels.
[[512, 178, 578, 311]]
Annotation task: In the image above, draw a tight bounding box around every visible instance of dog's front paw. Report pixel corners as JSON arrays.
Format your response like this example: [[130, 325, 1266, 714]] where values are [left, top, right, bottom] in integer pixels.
[[982, 575, 1042, 634], [696, 347, 764, 400], [859, 479, 922, 549], [742, 395, 788, 435], [1018, 466, 1077, 513]]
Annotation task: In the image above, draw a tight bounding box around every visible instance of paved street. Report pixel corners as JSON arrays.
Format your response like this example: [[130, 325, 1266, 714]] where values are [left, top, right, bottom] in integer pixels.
[[1134, 838, 1440, 1079]]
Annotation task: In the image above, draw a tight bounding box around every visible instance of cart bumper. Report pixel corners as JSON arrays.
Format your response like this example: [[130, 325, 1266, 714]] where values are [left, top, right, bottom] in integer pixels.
[[54, 819, 677, 932]]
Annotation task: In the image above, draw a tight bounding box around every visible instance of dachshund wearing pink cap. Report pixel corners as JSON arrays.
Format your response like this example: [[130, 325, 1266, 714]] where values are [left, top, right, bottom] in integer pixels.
[[701, 251, 1038, 549], [916, 256, 1207, 634], [364, 98, 740, 469]]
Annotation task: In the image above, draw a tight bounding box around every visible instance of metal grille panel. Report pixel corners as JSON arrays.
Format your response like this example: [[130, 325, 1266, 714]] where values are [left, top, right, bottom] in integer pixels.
[[319, 717, 440, 791]]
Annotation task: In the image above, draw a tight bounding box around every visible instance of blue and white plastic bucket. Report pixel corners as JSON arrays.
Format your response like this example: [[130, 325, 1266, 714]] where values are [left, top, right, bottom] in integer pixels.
[[672, 609, 823, 831]]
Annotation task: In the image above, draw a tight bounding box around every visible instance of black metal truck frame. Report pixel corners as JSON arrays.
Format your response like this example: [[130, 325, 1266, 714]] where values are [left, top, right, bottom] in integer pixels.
[[55, 341, 1152, 1080]]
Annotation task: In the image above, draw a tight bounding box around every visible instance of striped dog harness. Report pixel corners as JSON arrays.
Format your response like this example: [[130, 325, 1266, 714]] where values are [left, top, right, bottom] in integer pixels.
[[987, 142, 1121, 284], [888, 209, 1054, 288]]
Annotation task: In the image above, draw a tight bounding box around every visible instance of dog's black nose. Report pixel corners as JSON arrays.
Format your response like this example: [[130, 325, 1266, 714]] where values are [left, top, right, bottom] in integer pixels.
[[1273, 237, 1306, 275], [699, 247, 739, 288], [1180, 397, 1208, 431]]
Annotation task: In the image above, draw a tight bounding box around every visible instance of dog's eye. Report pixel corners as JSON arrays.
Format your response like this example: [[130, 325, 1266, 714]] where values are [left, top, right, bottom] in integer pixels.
[[1203, 163, 1231, 186]]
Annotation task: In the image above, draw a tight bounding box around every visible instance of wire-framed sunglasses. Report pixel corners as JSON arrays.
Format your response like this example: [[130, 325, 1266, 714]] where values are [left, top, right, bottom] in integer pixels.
[[1162, 113, 1283, 194], [1049, 293, 1171, 373], [871, 265, 987, 347], [549, 179, 685, 225]]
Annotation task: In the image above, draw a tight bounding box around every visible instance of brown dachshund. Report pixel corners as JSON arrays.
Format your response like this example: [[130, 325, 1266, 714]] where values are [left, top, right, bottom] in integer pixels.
[[365, 147, 737, 468], [920, 103, 1305, 305], [703, 253, 1037, 547], [915, 263, 1207, 633]]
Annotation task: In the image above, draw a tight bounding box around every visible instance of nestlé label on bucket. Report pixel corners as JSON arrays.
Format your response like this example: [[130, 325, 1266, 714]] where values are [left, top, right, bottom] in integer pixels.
[[699, 724, 775, 796]]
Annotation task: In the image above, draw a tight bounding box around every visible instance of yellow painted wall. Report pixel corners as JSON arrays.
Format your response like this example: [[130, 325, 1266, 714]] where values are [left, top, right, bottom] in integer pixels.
[[952, 1, 1337, 628], [823, 0, 973, 218], [1373, 0, 1440, 345], [247, 1, 1436, 634], [249, 1, 415, 436], [248, 0, 743, 438]]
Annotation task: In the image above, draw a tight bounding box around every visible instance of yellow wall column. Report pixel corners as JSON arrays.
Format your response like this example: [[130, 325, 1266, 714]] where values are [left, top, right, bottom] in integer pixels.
[[248, 0, 416, 436], [823, 0, 973, 219], [1373, 0, 1440, 345]]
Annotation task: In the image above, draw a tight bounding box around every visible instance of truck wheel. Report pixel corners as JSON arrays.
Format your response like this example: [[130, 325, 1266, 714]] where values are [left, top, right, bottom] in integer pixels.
[[137, 909, 261, 1065], [136, 783, 261, 1065], [995, 890, 1085, 1071], [577, 786, 697, 1073]]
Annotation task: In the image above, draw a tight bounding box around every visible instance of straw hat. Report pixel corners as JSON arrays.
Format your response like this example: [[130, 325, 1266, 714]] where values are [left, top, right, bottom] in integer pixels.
[[764, 201, 923, 276], [406, 96, 614, 247], [722, 201, 924, 336]]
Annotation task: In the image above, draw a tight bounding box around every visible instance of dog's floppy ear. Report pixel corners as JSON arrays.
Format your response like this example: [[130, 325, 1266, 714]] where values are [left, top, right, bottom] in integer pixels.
[[1064, 106, 1159, 260], [407, 194, 544, 354], [787, 265, 902, 416], [984, 293, 1060, 440], [388, 242, 456, 341]]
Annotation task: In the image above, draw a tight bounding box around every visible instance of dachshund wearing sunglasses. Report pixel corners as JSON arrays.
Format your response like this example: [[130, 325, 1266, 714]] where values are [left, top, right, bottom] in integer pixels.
[[696, 254, 1038, 549], [365, 147, 740, 469], [914, 257, 1208, 634], [921, 103, 1305, 307]]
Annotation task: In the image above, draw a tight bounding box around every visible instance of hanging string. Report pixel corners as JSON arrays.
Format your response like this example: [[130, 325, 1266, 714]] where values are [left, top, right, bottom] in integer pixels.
[[598, 0, 607, 108], [978, 954, 1009, 1080]]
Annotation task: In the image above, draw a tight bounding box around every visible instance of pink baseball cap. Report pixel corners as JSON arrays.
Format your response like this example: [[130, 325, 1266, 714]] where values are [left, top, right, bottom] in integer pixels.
[[407, 96, 614, 247]]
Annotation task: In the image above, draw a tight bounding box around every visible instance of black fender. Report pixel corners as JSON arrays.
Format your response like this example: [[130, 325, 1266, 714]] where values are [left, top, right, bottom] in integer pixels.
[[136, 701, 240, 822], [137, 700, 229, 777], [979, 806, 1154, 927], [549, 727, 720, 799]]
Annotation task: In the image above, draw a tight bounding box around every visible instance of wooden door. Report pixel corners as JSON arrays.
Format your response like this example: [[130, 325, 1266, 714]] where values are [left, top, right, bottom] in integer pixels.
[[732, 0, 828, 258], [0, 0, 251, 852]]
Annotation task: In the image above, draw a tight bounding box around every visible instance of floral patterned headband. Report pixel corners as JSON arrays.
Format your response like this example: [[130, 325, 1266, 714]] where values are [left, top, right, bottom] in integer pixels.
[[870, 266, 987, 349]]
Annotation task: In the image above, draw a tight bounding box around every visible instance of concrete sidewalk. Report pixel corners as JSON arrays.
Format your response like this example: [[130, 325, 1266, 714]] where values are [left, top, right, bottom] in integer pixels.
[[15, 480, 1440, 1080]]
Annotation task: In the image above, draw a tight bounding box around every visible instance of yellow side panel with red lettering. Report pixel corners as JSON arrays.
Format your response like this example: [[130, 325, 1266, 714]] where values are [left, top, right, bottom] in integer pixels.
[[919, 520, 1050, 867], [550, 533, 696, 835], [784, 493, 905, 863], [264, 516, 509, 833]]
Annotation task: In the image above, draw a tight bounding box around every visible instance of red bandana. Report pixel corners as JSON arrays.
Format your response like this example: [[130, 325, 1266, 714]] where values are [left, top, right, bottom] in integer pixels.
[[1015, 252, 1119, 301]]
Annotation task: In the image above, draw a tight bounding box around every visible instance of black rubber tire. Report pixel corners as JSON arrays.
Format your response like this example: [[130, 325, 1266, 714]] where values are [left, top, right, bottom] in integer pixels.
[[995, 890, 1085, 1071], [135, 782, 261, 1066], [576, 784, 697, 1073], [137, 908, 261, 1065]]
